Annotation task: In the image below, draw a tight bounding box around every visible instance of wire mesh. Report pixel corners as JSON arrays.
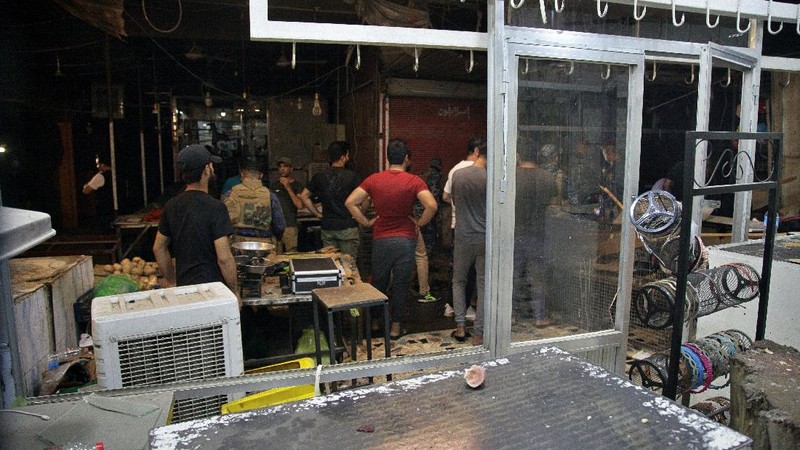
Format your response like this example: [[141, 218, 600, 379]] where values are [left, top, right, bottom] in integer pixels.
[[633, 264, 760, 329], [713, 263, 760, 307], [628, 330, 752, 395], [691, 396, 731, 426]]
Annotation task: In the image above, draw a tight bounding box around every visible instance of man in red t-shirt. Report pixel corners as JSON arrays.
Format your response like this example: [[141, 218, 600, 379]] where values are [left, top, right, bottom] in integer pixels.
[[346, 139, 438, 339]]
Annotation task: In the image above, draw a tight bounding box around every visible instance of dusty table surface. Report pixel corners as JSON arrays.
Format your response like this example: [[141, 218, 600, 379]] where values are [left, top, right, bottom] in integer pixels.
[[150, 347, 750, 450]]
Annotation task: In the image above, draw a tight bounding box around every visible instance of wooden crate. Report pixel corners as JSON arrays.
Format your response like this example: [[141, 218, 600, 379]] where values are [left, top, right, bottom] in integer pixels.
[[10, 255, 93, 396]]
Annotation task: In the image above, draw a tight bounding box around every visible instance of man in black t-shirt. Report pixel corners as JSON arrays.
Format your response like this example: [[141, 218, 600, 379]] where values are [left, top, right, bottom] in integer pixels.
[[153, 145, 239, 304], [299, 141, 362, 258]]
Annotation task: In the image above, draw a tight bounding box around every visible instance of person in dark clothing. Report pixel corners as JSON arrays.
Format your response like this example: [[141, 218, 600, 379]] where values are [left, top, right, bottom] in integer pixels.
[[82, 156, 114, 234], [417, 157, 443, 253], [152, 144, 239, 304], [271, 156, 304, 253], [513, 146, 558, 326], [299, 141, 362, 258]]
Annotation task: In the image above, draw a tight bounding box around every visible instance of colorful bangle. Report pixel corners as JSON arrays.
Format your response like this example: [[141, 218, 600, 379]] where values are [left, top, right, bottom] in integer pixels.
[[680, 345, 704, 391], [684, 343, 714, 392], [708, 333, 738, 357], [695, 338, 729, 377]]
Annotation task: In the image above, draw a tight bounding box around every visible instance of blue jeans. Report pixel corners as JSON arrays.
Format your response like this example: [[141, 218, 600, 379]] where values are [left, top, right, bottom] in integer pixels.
[[371, 237, 416, 323]]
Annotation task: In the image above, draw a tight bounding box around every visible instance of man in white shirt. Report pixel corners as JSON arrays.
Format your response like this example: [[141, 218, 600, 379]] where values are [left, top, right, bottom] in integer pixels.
[[442, 139, 481, 228], [82, 156, 114, 233], [441, 138, 483, 320]]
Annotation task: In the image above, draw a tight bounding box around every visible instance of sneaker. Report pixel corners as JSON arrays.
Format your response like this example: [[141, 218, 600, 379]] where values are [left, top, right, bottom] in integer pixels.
[[465, 306, 477, 321], [443, 303, 455, 317], [417, 292, 439, 303]]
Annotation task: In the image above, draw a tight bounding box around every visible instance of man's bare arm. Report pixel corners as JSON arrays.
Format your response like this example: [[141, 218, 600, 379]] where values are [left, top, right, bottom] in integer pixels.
[[214, 235, 241, 307], [415, 190, 438, 227], [152, 232, 176, 287], [299, 188, 322, 219], [345, 187, 376, 227]]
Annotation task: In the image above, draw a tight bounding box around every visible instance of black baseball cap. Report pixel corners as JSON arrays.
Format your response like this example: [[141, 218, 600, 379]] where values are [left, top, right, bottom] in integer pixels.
[[177, 144, 221, 171]]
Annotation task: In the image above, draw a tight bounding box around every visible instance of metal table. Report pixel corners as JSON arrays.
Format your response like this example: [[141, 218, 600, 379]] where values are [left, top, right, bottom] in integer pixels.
[[112, 214, 159, 260], [150, 347, 750, 449]]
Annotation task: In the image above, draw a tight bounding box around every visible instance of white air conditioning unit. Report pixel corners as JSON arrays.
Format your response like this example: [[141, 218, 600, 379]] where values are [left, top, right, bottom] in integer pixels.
[[92, 282, 243, 422]]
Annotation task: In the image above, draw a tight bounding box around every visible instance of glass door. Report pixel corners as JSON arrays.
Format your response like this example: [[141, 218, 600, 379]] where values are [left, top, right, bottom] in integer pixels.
[[500, 44, 644, 369]]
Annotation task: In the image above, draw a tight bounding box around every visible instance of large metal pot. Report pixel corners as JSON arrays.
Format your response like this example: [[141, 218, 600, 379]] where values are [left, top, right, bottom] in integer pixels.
[[231, 241, 275, 257]]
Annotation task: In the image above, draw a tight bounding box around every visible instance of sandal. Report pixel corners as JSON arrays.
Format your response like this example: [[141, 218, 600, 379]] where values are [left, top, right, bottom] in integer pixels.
[[390, 329, 408, 341], [450, 330, 471, 343]]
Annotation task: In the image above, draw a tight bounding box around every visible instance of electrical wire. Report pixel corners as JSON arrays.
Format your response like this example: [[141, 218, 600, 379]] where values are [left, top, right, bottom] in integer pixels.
[[142, 0, 183, 34]]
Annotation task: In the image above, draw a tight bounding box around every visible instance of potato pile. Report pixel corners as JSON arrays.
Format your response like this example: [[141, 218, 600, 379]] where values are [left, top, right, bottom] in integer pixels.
[[100, 257, 161, 289]]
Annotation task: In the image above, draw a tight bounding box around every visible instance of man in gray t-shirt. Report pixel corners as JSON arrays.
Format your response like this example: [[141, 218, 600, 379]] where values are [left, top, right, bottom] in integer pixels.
[[450, 141, 487, 346]]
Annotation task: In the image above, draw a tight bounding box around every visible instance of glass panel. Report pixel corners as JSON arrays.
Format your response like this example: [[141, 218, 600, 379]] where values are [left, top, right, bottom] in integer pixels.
[[512, 58, 628, 343], [632, 63, 699, 352]]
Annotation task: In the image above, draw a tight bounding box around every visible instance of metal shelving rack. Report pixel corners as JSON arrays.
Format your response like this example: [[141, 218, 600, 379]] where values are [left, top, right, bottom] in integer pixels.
[[664, 131, 783, 400]]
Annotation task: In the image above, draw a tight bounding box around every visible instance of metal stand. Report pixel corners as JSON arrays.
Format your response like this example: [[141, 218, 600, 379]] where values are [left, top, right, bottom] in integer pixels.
[[664, 131, 782, 400]]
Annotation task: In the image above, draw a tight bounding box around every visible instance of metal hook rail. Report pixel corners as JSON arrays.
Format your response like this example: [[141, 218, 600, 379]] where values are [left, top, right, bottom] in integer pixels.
[[597, 0, 608, 18], [768, 0, 784, 34], [685, 64, 695, 85], [647, 61, 657, 82], [601, 64, 611, 80], [672, 0, 685, 27], [736, 0, 752, 34], [706, 0, 720, 28], [633, 0, 646, 21]]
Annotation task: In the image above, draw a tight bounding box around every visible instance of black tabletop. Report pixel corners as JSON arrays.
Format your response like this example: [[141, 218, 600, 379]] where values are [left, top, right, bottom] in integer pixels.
[[150, 347, 750, 449]]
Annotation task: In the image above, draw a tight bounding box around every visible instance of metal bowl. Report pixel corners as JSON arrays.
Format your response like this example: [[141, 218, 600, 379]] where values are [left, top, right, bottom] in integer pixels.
[[234, 255, 277, 274], [231, 241, 275, 257]]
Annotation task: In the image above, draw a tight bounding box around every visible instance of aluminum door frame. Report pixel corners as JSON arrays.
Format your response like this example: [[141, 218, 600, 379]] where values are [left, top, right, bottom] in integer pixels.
[[486, 38, 644, 373]]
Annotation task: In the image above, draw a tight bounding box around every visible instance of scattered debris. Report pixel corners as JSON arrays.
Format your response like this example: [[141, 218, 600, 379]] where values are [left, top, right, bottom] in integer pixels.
[[464, 365, 486, 389], [356, 423, 375, 433]]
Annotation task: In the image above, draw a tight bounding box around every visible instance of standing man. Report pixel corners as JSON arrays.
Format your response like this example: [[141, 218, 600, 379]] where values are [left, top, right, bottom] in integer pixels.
[[271, 156, 304, 253], [413, 157, 443, 303], [450, 140, 487, 345], [224, 156, 285, 246], [82, 155, 114, 233], [346, 139, 437, 340], [299, 141, 362, 258], [152, 144, 239, 303], [513, 146, 557, 327], [441, 139, 482, 319], [419, 157, 443, 254]]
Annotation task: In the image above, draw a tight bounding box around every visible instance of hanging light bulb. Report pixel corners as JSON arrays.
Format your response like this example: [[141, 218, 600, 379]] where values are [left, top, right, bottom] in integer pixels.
[[312, 93, 322, 116], [204, 91, 212, 107], [297, 97, 303, 110]]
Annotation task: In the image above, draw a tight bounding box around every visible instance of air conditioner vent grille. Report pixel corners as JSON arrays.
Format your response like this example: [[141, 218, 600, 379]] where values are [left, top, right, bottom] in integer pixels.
[[117, 325, 227, 387], [172, 395, 229, 423]]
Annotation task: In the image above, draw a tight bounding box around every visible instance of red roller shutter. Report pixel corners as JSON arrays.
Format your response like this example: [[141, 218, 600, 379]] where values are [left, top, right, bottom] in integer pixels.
[[387, 96, 486, 177]]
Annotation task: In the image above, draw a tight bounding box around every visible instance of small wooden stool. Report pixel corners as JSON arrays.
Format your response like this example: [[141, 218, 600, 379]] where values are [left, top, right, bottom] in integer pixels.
[[311, 283, 391, 372]]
